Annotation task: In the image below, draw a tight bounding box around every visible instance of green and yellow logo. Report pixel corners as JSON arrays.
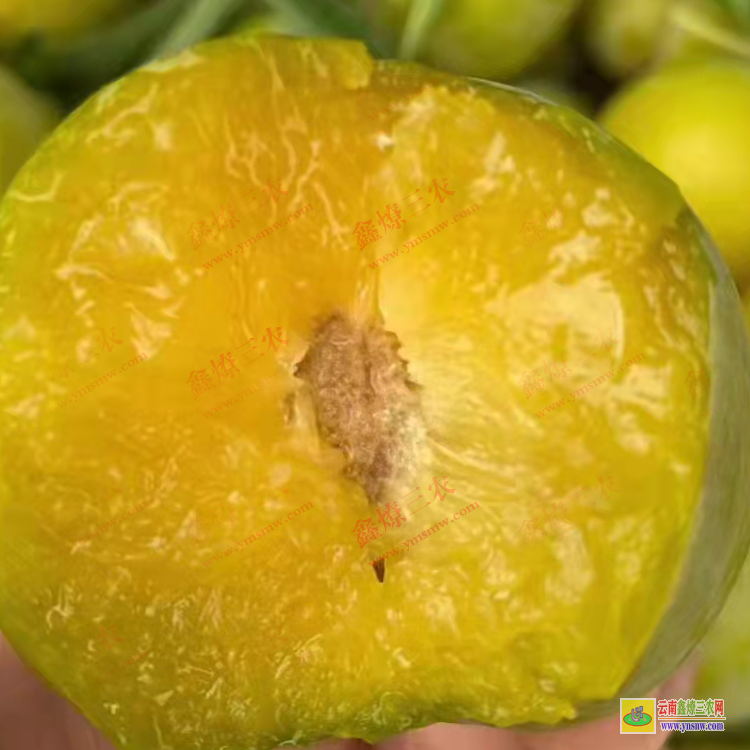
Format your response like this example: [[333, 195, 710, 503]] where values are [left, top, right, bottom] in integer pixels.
[[621, 698, 656, 734]]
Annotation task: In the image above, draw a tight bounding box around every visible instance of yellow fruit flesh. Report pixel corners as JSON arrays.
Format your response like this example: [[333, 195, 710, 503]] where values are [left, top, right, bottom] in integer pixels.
[[0, 37, 712, 747]]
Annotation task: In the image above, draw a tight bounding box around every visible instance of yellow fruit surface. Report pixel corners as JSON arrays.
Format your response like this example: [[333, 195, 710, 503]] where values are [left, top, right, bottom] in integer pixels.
[[0, 36, 728, 749]]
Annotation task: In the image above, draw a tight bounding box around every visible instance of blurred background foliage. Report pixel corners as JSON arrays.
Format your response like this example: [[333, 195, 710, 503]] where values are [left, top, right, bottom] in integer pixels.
[[2, 0, 749, 110], [0, 0, 749, 746]]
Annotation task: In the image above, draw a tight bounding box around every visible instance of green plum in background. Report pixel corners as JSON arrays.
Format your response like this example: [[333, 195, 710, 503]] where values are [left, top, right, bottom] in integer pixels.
[[0, 64, 58, 194], [584, 0, 750, 78], [600, 60, 750, 289], [364, 0, 583, 79], [584, 0, 672, 78], [0, 0, 142, 42]]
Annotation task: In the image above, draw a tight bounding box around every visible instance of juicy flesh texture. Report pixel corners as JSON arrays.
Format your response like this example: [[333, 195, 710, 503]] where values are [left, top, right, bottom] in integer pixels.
[[0, 37, 711, 748]]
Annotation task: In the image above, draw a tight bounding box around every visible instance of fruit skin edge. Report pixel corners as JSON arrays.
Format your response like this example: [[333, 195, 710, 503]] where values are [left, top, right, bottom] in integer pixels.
[[604, 219, 750, 719]]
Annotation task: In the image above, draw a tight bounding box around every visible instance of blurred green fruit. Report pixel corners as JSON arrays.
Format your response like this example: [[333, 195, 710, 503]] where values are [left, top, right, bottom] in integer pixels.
[[585, 0, 750, 78], [584, 0, 671, 77], [366, 0, 583, 79], [0, 64, 58, 194], [0, 0, 141, 41], [517, 26, 579, 79], [600, 60, 750, 288]]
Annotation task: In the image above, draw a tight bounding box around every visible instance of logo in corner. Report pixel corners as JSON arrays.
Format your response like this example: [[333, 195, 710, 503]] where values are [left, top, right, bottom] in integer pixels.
[[621, 698, 655, 734]]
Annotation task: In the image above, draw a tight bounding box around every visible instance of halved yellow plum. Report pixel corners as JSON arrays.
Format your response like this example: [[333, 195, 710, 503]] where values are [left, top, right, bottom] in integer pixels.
[[0, 35, 749, 750]]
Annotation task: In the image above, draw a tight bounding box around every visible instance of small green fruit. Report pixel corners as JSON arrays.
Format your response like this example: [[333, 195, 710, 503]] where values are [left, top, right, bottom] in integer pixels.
[[0, 0, 139, 41], [600, 60, 750, 288], [584, 0, 672, 78], [366, 0, 583, 79]]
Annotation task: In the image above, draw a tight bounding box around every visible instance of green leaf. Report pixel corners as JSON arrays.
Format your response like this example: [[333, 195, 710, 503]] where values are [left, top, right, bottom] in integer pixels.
[[398, 0, 445, 60], [148, 0, 249, 61], [671, 1, 750, 63], [261, 0, 393, 57]]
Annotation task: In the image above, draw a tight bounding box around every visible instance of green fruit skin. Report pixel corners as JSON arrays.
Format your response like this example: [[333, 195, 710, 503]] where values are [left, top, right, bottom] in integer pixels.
[[370, 0, 583, 79], [600, 60, 750, 289], [0, 65, 59, 195]]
